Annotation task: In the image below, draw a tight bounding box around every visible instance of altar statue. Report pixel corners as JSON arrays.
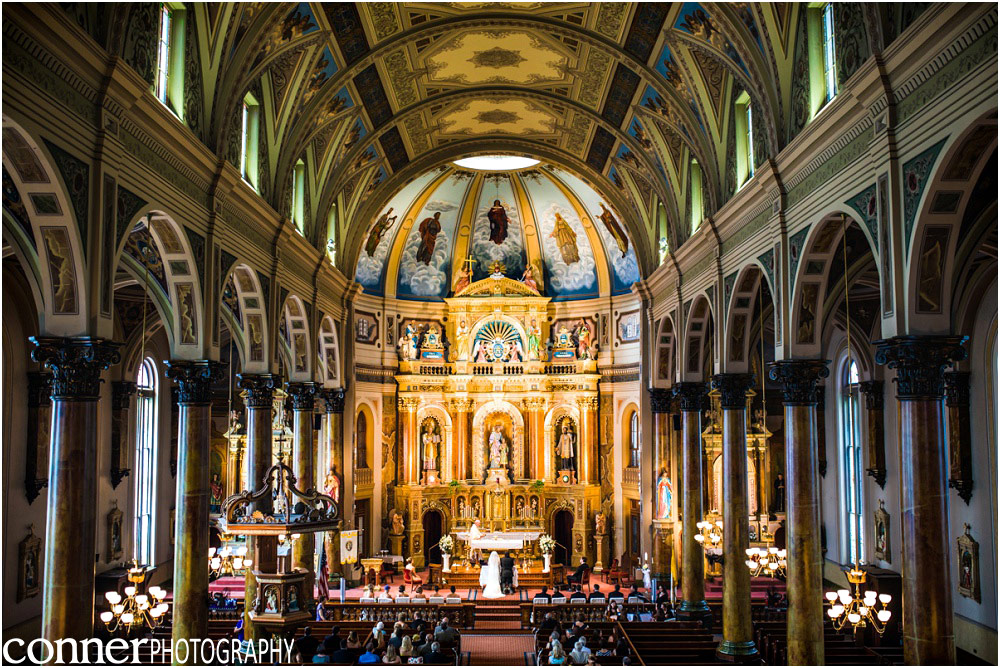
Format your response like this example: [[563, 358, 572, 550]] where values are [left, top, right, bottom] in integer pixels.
[[488, 424, 508, 469], [655, 470, 672, 520], [509, 339, 524, 363], [557, 423, 576, 471], [454, 319, 470, 361], [526, 319, 541, 360], [422, 425, 439, 470], [576, 321, 592, 359], [475, 340, 490, 363], [398, 323, 419, 361], [324, 466, 342, 504]]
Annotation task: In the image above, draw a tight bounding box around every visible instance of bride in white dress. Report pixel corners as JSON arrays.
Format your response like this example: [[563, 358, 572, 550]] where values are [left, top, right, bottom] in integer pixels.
[[479, 551, 504, 599]]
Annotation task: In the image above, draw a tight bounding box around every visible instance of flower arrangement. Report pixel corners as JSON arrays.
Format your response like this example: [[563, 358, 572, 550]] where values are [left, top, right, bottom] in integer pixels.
[[539, 534, 556, 555], [439, 535, 454, 555]]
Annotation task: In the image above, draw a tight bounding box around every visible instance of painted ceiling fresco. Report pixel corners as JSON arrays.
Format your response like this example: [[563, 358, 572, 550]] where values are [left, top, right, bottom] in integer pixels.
[[354, 161, 640, 301], [84, 1, 890, 286]]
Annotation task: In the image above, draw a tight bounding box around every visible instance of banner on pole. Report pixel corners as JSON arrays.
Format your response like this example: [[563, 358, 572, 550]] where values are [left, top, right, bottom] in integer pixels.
[[341, 530, 359, 565]]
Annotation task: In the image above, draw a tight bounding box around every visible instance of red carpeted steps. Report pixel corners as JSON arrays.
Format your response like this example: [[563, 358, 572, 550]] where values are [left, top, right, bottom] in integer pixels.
[[471, 602, 530, 634]]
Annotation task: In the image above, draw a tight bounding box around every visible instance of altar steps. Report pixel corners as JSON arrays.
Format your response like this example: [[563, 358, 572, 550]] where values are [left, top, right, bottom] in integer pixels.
[[443, 569, 557, 590], [472, 603, 528, 634]]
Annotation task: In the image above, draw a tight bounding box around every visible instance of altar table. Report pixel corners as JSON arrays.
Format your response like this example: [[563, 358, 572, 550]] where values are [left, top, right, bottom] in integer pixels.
[[455, 530, 541, 551]]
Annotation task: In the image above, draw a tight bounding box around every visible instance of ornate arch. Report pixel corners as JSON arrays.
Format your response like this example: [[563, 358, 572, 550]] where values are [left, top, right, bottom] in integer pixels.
[[280, 293, 312, 381], [544, 403, 581, 482], [224, 264, 270, 374], [416, 402, 454, 481], [471, 399, 525, 482], [318, 315, 342, 388], [680, 292, 715, 381], [723, 263, 774, 373], [653, 313, 676, 387]]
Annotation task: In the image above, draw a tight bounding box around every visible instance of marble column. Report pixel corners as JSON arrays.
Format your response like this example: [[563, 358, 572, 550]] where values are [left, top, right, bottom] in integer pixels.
[[236, 373, 279, 633], [523, 398, 546, 481], [450, 398, 473, 481], [711, 373, 757, 661], [876, 335, 967, 665], [672, 382, 710, 621], [287, 382, 318, 603], [400, 397, 419, 484], [30, 337, 120, 642], [165, 360, 224, 659], [769, 360, 829, 666], [577, 396, 599, 484], [649, 389, 672, 578], [322, 389, 345, 575], [669, 397, 683, 591]]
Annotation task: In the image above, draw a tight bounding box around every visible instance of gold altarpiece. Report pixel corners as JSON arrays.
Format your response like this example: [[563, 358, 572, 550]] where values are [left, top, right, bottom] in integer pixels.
[[392, 276, 602, 567]]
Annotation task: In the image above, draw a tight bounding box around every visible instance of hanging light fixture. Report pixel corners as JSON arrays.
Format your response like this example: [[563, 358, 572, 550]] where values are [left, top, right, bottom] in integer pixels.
[[821, 214, 892, 635], [745, 546, 786, 577], [694, 516, 724, 550], [208, 545, 253, 577], [100, 561, 169, 633]]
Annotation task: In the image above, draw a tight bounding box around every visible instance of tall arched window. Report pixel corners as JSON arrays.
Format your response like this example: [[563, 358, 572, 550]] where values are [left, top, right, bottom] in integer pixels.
[[629, 410, 640, 468], [356, 411, 368, 469], [134, 358, 158, 565], [838, 357, 864, 563]]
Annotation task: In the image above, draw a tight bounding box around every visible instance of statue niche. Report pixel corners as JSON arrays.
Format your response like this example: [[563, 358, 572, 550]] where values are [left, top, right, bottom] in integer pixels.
[[471, 403, 523, 484], [554, 416, 578, 485], [420, 417, 443, 485], [486, 419, 512, 485]]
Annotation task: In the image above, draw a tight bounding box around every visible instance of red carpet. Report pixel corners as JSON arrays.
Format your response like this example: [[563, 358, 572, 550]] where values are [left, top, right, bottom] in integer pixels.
[[460, 634, 535, 666]]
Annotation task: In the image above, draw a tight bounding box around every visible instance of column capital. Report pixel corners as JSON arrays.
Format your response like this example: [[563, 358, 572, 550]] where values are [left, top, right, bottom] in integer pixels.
[[672, 382, 707, 411], [27, 372, 53, 408], [30, 337, 121, 400], [648, 387, 672, 414], [576, 396, 599, 411], [521, 398, 546, 412], [398, 396, 420, 411], [711, 373, 755, 409], [449, 398, 475, 413], [875, 335, 968, 400], [944, 371, 970, 407], [111, 380, 138, 411], [767, 360, 829, 405], [237, 373, 280, 408], [286, 382, 319, 411], [321, 388, 345, 414], [859, 380, 883, 410], [165, 360, 224, 405]]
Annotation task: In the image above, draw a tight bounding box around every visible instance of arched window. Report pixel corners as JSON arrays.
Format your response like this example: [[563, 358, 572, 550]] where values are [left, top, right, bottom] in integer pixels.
[[629, 410, 640, 468], [134, 358, 158, 565], [356, 411, 368, 469], [838, 357, 864, 563]]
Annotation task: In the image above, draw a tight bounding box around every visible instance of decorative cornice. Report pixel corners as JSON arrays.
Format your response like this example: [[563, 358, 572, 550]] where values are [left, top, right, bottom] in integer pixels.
[[859, 380, 883, 411], [648, 388, 672, 414], [874, 336, 968, 400], [768, 360, 829, 406], [321, 388, 345, 414], [165, 360, 224, 405], [711, 373, 755, 409], [286, 382, 318, 411], [237, 373, 280, 408], [30, 337, 121, 400], [111, 381, 137, 411], [672, 382, 707, 411]]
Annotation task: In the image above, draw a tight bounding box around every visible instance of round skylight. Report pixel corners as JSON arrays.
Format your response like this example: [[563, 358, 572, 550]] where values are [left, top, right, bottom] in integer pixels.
[[452, 155, 540, 171]]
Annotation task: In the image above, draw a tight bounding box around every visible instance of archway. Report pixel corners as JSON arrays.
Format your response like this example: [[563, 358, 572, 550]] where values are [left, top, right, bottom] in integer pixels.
[[422, 510, 444, 566], [553, 509, 573, 567]]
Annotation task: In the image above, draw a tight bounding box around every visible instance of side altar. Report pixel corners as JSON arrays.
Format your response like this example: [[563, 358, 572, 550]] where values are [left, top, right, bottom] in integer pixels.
[[391, 275, 604, 568]]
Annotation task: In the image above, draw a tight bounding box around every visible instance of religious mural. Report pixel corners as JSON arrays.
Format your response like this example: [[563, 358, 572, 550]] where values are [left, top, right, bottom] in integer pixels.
[[470, 176, 527, 282], [528, 176, 599, 299]]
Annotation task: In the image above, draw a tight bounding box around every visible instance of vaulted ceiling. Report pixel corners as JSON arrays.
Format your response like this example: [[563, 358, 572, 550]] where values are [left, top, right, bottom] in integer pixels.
[[71, 2, 899, 278]]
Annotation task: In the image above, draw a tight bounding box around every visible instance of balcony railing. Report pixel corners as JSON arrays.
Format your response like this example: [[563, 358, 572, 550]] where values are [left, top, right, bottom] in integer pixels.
[[623, 467, 640, 487], [355, 468, 373, 487]]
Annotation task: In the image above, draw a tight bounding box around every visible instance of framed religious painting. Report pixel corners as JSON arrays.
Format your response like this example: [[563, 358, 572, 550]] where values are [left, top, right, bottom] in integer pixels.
[[956, 524, 980, 602], [873, 499, 890, 563], [107, 502, 124, 563], [18, 525, 42, 602]]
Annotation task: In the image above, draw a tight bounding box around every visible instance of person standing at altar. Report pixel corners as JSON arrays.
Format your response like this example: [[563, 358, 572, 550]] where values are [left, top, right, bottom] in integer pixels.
[[468, 519, 483, 567], [500, 551, 516, 594]]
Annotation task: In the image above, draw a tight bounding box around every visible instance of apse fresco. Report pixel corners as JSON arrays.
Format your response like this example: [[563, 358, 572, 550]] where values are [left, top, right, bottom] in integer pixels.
[[525, 174, 599, 300], [470, 176, 527, 282], [355, 169, 438, 294], [548, 167, 640, 294], [396, 172, 473, 300]]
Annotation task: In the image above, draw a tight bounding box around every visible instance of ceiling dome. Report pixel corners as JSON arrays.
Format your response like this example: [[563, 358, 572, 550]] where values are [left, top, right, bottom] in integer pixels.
[[354, 161, 640, 301]]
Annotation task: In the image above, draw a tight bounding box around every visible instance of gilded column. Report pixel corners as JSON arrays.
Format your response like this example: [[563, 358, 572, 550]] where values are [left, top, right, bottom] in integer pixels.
[[236, 373, 279, 634], [577, 396, 599, 484], [769, 360, 829, 666], [165, 360, 224, 660], [876, 335, 967, 665], [523, 398, 546, 481], [649, 388, 672, 578], [399, 397, 420, 484], [322, 389, 346, 575], [31, 337, 120, 642], [450, 398, 473, 481], [672, 382, 710, 621], [287, 382, 318, 604], [711, 373, 757, 661]]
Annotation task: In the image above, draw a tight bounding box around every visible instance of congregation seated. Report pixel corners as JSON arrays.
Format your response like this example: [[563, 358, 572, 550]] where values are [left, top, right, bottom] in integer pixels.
[[424, 641, 451, 665], [534, 586, 552, 603], [358, 643, 380, 665], [569, 585, 587, 601], [551, 587, 567, 604], [445, 585, 461, 603], [626, 585, 647, 603], [403, 558, 423, 591], [292, 626, 321, 663], [606, 584, 624, 601], [538, 611, 561, 634], [434, 616, 461, 647], [587, 584, 605, 603], [569, 637, 591, 665]]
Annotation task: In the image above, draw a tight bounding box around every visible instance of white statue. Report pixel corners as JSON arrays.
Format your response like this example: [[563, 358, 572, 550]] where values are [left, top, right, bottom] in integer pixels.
[[488, 424, 507, 469]]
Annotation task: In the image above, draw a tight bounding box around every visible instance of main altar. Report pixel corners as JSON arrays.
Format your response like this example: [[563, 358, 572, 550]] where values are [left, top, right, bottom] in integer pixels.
[[391, 274, 602, 568]]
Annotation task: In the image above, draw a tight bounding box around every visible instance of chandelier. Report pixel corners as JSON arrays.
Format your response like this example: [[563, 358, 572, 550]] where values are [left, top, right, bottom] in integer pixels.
[[209, 545, 253, 577], [694, 516, 723, 550], [100, 561, 168, 633], [745, 546, 786, 577], [824, 566, 892, 634]]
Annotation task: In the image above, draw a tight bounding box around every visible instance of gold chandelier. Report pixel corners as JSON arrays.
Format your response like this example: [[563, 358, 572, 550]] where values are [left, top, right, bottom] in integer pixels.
[[824, 567, 892, 634], [101, 561, 168, 633], [694, 515, 723, 550], [745, 546, 786, 577], [209, 545, 253, 577]]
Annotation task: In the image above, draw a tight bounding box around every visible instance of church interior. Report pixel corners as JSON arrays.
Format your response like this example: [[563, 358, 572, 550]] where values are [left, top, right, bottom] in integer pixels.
[[1, 2, 997, 666]]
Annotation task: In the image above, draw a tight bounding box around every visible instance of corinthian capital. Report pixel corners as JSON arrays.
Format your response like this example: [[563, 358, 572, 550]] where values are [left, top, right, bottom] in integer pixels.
[[237, 373, 280, 408], [165, 360, 225, 405], [710, 373, 755, 409], [286, 382, 319, 410], [30, 337, 121, 400], [875, 335, 968, 400], [768, 360, 829, 405]]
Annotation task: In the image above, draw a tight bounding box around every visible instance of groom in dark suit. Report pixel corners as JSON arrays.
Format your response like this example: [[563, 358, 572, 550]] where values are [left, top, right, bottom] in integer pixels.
[[500, 551, 516, 594]]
